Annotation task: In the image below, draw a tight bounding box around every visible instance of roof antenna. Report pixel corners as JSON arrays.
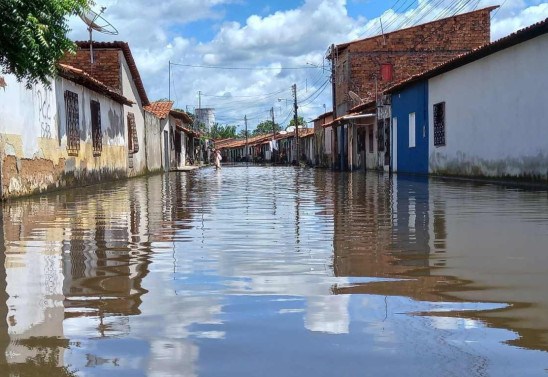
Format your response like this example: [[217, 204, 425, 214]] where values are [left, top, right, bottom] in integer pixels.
[[79, 6, 119, 64]]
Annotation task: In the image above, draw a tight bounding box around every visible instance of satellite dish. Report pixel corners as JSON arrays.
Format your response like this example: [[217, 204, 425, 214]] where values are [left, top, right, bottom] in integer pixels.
[[348, 91, 364, 106], [79, 7, 118, 64]]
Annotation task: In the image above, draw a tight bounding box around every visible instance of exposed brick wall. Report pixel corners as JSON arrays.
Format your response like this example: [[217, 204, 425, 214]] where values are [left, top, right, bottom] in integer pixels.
[[62, 49, 121, 90], [334, 8, 493, 114]]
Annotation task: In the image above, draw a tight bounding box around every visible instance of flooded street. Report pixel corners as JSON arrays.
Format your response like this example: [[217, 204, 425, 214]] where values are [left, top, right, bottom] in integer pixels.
[[0, 166, 547, 376]]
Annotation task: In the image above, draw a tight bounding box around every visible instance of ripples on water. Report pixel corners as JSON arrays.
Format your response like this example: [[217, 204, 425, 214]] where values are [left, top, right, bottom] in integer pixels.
[[0, 166, 547, 376]]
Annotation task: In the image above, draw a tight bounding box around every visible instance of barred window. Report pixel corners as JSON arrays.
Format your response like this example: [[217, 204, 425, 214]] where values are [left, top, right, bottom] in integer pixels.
[[127, 113, 139, 154], [433, 102, 446, 147], [90, 100, 102, 156], [64, 90, 80, 156], [368, 128, 374, 153]]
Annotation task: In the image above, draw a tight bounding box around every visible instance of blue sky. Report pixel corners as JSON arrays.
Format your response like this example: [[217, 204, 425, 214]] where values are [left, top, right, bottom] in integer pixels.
[[69, 0, 548, 130]]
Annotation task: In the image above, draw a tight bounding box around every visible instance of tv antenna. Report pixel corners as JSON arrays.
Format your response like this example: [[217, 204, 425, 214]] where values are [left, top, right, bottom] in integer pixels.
[[79, 6, 118, 64], [348, 91, 364, 106]]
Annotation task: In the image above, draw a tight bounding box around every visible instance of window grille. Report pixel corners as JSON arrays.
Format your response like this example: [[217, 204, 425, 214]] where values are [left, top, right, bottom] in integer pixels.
[[127, 113, 139, 153], [368, 128, 374, 153], [433, 102, 446, 146], [90, 100, 102, 156], [64, 91, 80, 156]]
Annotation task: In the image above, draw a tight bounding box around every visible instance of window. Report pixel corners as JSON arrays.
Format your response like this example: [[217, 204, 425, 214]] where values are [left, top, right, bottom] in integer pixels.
[[127, 113, 139, 154], [433, 102, 446, 146], [90, 100, 102, 156], [409, 112, 416, 148], [368, 127, 374, 153], [64, 90, 80, 156], [380, 63, 393, 82], [377, 119, 385, 152]]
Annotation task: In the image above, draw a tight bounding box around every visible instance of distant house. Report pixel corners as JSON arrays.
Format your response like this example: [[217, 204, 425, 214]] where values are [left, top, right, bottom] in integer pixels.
[[144, 101, 196, 171], [313, 111, 334, 168], [62, 41, 150, 175], [386, 18, 548, 181], [0, 65, 133, 199], [327, 7, 496, 171]]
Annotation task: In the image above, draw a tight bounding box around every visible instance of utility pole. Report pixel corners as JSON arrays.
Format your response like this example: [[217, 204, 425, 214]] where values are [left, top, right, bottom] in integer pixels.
[[330, 44, 338, 170], [244, 115, 248, 165], [270, 107, 276, 163], [292, 84, 299, 164], [168, 60, 171, 101], [198, 90, 201, 109]]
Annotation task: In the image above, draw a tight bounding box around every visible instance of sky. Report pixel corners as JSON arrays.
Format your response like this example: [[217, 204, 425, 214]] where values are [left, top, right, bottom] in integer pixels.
[[68, 0, 548, 131]]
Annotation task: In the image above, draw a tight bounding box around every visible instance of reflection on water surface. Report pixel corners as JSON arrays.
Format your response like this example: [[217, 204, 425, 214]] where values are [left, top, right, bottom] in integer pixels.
[[0, 167, 547, 376]]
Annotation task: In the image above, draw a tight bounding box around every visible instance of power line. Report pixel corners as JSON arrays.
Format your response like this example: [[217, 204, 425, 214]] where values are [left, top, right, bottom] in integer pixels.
[[169, 62, 317, 70]]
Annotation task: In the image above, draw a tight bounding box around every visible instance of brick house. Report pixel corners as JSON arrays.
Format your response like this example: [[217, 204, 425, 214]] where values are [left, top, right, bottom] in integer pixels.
[[327, 6, 497, 171], [62, 41, 150, 176]]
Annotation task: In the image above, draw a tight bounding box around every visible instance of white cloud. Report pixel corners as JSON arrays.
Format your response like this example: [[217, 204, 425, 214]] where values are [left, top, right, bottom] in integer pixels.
[[68, 0, 547, 130]]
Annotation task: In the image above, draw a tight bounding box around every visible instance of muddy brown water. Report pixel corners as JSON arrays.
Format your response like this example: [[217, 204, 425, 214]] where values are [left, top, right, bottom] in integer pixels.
[[0, 166, 547, 376]]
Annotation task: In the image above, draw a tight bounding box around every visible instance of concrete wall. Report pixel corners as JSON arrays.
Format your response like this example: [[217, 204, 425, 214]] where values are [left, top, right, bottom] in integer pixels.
[[144, 111, 163, 172], [120, 52, 147, 176], [0, 75, 127, 199], [428, 34, 548, 181]]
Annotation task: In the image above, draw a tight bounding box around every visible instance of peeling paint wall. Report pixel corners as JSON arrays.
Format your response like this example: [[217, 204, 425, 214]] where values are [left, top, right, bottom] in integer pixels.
[[428, 34, 548, 182], [144, 111, 162, 172], [0, 75, 128, 199], [120, 53, 147, 176]]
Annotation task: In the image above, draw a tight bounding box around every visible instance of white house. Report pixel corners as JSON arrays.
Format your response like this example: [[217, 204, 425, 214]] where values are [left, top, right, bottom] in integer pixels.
[[386, 18, 548, 181]]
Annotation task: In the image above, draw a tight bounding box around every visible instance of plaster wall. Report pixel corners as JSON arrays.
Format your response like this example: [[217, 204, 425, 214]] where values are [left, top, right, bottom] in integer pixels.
[[120, 53, 147, 176], [144, 111, 163, 172], [0, 75, 128, 199], [428, 34, 548, 181]]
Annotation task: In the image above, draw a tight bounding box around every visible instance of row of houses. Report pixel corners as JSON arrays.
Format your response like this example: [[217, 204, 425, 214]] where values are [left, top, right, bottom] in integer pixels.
[[219, 8, 547, 183], [0, 41, 201, 200]]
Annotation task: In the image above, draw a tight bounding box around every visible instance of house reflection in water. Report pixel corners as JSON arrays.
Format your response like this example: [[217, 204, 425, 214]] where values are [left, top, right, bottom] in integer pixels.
[[0, 178, 154, 373]]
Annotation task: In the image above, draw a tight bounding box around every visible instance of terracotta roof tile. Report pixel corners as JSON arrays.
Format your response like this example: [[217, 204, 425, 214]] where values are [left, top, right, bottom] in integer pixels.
[[144, 101, 173, 119], [57, 64, 133, 106]]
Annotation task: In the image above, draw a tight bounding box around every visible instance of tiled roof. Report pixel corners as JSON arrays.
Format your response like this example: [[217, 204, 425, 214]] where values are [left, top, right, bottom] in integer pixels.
[[144, 101, 173, 119], [170, 109, 193, 124], [385, 17, 548, 94], [57, 64, 133, 106], [75, 41, 150, 106]]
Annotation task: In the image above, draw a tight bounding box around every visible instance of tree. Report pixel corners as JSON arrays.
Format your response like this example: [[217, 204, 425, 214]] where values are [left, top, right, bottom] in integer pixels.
[[289, 116, 306, 129], [0, 0, 91, 87], [210, 123, 237, 139], [238, 129, 250, 139], [252, 120, 280, 136]]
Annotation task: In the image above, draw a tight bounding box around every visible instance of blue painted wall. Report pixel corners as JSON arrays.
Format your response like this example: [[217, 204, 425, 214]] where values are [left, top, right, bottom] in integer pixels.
[[392, 81, 429, 174]]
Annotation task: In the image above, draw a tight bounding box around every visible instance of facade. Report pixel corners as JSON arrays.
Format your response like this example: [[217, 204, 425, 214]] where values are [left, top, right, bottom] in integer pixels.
[[0, 65, 132, 199], [327, 7, 495, 171], [387, 18, 548, 181], [144, 101, 197, 170], [391, 81, 429, 174], [313, 112, 334, 168], [62, 41, 150, 176]]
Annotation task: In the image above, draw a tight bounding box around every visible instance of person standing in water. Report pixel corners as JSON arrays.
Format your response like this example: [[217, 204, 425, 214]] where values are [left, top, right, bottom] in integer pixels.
[[213, 149, 222, 170]]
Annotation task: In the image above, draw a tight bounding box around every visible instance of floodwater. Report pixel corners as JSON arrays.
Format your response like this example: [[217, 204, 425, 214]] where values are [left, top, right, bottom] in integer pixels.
[[0, 167, 547, 377]]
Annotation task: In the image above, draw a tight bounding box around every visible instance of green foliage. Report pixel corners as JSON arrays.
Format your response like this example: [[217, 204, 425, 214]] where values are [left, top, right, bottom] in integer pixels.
[[252, 120, 280, 136], [289, 116, 306, 129], [238, 129, 250, 138], [209, 123, 237, 139], [0, 0, 91, 87]]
